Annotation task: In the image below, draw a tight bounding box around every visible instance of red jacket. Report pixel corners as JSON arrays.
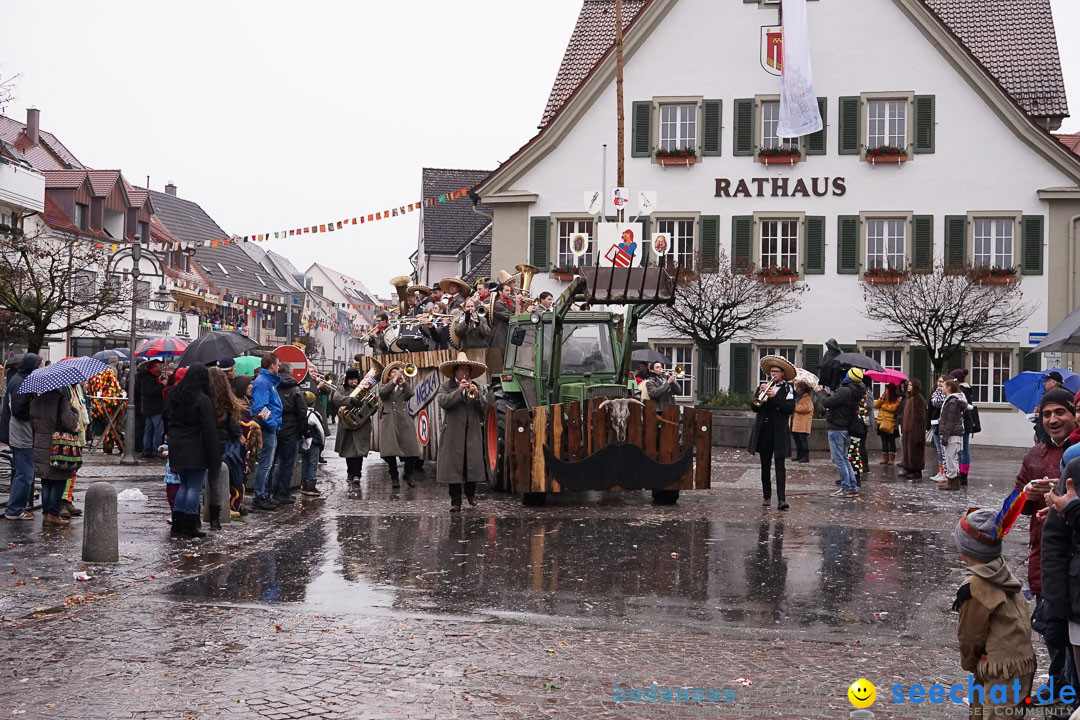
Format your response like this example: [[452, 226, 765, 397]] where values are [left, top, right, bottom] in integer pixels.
[[1016, 437, 1072, 595]]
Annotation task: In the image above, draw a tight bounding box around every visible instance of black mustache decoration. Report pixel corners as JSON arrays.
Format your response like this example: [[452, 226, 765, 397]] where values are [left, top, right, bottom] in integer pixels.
[[543, 443, 693, 491]]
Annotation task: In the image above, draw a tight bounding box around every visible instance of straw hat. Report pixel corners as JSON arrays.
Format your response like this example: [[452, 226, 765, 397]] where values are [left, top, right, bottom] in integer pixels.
[[439, 277, 471, 296], [407, 284, 432, 297], [439, 351, 486, 379], [759, 355, 796, 381], [497, 269, 515, 285], [381, 360, 407, 384]]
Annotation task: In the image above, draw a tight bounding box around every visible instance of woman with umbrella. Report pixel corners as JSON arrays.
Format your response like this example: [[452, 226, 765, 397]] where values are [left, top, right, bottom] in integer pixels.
[[163, 363, 220, 539]]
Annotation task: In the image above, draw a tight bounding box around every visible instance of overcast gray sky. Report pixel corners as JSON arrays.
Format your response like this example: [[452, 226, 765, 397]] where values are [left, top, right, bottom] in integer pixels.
[[3, 0, 1078, 294]]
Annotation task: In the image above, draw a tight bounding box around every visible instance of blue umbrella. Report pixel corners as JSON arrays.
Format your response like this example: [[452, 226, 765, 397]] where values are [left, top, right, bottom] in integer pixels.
[[18, 356, 109, 395], [1004, 370, 1080, 413]]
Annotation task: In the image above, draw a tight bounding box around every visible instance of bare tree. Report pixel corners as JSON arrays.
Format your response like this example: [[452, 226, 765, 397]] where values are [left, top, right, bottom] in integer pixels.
[[861, 263, 1034, 373], [0, 70, 19, 114], [652, 251, 808, 391], [0, 224, 133, 354], [296, 333, 323, 359]]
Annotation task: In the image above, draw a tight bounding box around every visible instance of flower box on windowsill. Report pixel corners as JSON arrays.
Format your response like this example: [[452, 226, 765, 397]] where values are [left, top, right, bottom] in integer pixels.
[[759, 154, 801, 166], [758, 272, 799, 284], [552, 271, 576, 282], [867, 154, 907, 165], [864, 275, 905, 283], [657, 155, 697, 167], [977, 275, 1017, 285]]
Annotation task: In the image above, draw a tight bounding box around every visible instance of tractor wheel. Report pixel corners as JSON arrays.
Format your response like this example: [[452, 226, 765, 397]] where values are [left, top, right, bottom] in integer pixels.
[[651, 490, 680, 505], [522, 492, 547, 507], [487, 390, 525, 493]]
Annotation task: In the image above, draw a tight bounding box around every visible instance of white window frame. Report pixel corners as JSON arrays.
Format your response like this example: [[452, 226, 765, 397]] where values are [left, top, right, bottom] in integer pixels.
[[858, 91, 914, 160], [859, 213, 912, 275], [969, 346, 1015, 406], [652, 213, 698, 270], [754, 343, 800, 383], [859, 344, 906, 397], [759, 99, 799, 152], [752, 212, 806, 276], [654, 343, 694, 399], [556, 218, 595, 270], [866, 99, 907, 150], [658, 103, 697, 153], [968, 212, 1021, 270], [652, 96, 702, 159]]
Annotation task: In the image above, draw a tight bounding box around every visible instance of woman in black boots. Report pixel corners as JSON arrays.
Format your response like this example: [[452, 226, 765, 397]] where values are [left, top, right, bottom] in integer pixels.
[[163, 363, 220, 539]]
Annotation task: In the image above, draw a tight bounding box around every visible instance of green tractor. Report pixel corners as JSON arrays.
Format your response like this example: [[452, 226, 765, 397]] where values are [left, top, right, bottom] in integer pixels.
[[486, 264, 712, 505]]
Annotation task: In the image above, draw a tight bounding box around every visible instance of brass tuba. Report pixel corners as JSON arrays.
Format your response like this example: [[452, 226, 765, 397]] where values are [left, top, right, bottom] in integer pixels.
[[338, 358, 382, 429], [390, 276, 412, 316], [515, 263, 538, 298]]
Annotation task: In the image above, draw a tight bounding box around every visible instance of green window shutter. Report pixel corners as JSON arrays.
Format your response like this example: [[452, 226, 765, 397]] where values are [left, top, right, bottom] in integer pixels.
[[702, 99, 722, 156], [729, 343, 752, 395], [731, 216, 753, 270], [912, 215, 934, 273], [1021, 215, 1044, 275], [944, 345, 966, 375], [1020, 348, 1042, 373], [913, 95, 935, 154], [944, 215, 967, 270], [804, 216, 825, 274], [733, 98, 753, 156], [838, 96, 860, 155], [699, 215, 720, 271], [837, 215, 859, 274], [640, 219, 652, 268], [909, 346, 932, 396], [805, 97, 828, 155], [631, 101, 653, 158], [529, 217, 549, 270], [802, 344, 824, 374]]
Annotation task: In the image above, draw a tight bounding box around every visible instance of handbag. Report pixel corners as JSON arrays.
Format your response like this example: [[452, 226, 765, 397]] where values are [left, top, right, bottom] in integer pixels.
[[49, 431, 84, 471], [969, 405, 982, 434]]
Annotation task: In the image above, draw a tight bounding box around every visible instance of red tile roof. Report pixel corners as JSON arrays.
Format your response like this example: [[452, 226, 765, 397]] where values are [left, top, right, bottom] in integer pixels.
[[1058, 133, 1080, 157], [86, 170, 122, 197], [43, 170, 90, 189], [0, 115, 84, 171], [539, 0, 1068, 128]]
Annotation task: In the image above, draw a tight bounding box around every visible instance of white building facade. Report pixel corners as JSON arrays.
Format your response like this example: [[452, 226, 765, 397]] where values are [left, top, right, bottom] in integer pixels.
[[477, 0, 1080, 447]]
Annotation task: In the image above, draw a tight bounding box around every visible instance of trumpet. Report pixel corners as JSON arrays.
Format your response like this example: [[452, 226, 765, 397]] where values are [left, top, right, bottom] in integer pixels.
[[465, 384, 480, 399], [404, 362, 418, 377], [752, 379, 778, 408]]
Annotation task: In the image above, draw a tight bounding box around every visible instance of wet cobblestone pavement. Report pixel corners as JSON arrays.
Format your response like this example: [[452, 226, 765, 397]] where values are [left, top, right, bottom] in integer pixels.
[[0, 443, 1054, 718]]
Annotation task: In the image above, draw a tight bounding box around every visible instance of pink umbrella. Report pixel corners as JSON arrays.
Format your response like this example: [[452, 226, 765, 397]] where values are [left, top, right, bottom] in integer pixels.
[[865, 368, 908, 385]]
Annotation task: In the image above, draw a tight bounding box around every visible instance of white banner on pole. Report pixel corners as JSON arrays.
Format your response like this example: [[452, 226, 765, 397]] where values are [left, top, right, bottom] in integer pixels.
[[776, 0, 823, 138]]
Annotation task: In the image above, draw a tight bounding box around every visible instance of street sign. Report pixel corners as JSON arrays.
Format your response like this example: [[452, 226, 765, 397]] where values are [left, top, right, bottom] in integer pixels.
[[1045, 352, 1063, 369], [1029, 332, 1048, 346], [407, 369, 441, 416], [272, 344, 309, 383], [416, 409, 430, 447]]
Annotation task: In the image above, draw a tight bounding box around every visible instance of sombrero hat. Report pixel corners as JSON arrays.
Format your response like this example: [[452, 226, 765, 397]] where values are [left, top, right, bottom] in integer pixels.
[[381, 360, 406, 384], [759, 355, 796, 381], [497, 269, 515, 285], [407, 284, 432, 296], [439, 351, 486, 379], [439, 276, 471, 296]]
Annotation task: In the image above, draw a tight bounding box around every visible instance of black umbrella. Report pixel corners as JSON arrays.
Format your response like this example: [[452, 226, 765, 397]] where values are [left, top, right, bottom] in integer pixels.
[[833, 352, 884, 372], [631, 348, 669, 365], [177, 331, 259, 367]]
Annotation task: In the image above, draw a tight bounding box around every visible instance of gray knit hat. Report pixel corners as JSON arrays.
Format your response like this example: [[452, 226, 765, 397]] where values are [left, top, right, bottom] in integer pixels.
[[1040, 387, 1076, 414], [954, 508, 1002, 562]]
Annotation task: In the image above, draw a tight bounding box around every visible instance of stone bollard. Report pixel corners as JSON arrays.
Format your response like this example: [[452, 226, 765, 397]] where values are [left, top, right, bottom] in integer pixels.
[[204, 466, 232, 526], [81, 482, 118, 563]]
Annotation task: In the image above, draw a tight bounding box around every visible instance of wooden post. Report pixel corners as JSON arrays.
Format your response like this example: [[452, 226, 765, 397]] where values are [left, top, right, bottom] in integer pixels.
[[643, 400, 658, 459], [680, 407, 696, 490], [551, 404, 563, 493], [532, 405, 548, 493], [694, 409, 712, 489], [567, 400, 583, 462], [615, 0, 625, 211], [512, 409, 532, 494]]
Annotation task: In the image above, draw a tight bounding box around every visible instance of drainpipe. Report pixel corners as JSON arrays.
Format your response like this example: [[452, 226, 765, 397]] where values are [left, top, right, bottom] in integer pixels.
[[468, 189, 492, 221]]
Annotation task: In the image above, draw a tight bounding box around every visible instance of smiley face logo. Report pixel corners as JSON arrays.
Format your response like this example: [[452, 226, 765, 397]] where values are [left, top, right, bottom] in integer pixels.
[[848, 678, 877, 708]]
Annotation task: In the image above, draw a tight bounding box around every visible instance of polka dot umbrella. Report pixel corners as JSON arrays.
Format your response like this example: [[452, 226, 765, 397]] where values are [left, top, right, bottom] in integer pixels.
[[18, 356, 110, 395]]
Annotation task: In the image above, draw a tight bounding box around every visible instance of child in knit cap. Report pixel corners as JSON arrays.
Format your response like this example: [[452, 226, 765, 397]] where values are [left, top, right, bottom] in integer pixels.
[[953, 495, 1036, 717]]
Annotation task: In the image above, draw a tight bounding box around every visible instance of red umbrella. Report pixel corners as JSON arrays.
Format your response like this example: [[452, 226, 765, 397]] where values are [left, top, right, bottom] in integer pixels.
[[135, 336, 188, 358], [865, 368, 908, 385]]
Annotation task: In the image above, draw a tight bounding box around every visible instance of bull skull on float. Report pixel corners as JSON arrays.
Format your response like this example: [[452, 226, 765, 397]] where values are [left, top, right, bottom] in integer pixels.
[[597, 397, 646, 443]]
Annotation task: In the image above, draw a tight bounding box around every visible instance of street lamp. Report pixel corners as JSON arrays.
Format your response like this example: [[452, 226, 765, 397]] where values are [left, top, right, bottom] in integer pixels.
[[120, 240, 142, 466], [151, 284, 171, 310]]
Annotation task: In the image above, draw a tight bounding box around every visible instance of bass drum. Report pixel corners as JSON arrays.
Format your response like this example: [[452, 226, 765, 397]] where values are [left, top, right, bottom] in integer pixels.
[[381, 326, 401, 353], [393, 325, 428, 353]]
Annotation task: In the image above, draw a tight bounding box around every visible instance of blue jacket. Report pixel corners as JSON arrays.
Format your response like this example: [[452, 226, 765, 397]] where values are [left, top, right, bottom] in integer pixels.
[[250, 368, 283, 431]]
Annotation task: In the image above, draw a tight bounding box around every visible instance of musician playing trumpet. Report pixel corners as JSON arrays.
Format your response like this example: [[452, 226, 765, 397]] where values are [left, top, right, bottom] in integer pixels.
[[436, 352, 488, 512], [378, 362, 421, 488], [319, 368, 373, 484], [488, 282, 516, 351], [367, 312, 391, 356], [644, 361, 678, 412], [749, 356, 796, 511], [452, 297, 491, 350]]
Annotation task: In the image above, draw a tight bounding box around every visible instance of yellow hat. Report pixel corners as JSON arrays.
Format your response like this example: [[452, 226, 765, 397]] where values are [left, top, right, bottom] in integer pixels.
[[846, 367, 865, 383]]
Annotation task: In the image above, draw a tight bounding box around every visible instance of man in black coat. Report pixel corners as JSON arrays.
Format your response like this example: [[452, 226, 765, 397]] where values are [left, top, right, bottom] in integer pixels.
[[271, 362, 308, 504], [137, 359, 165, 457], [749, 357, 796, 510]]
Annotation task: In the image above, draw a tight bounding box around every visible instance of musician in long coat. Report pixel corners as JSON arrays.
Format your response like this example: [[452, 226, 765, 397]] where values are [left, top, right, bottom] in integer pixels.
[[325, 368, 373, 483], [378, 361, 422, 488], [435, 352, 489, 511], [748, 356, 796, 511]]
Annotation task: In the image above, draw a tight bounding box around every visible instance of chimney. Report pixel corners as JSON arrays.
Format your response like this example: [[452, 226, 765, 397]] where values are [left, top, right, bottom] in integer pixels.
[[164, 182, 177, 197], [26, 107, 40, 146]]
